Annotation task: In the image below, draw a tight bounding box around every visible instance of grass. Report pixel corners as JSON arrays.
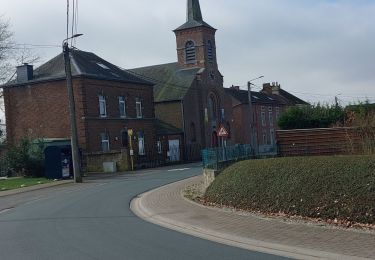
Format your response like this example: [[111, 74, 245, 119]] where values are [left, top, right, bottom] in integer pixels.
[[0, 177, 53, 192], [204, 155, 375, 225]]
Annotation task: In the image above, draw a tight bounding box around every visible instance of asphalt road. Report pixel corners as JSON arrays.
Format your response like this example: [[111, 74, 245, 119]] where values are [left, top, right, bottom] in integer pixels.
[[0, 164, 288, 260]]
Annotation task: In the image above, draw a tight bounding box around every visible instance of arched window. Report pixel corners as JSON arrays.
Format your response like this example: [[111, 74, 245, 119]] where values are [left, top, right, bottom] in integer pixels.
[[190, 122, 197, 142], [208, 95, 217, 121], [185, 41, 196, 63], [207, 40, 213, 63]]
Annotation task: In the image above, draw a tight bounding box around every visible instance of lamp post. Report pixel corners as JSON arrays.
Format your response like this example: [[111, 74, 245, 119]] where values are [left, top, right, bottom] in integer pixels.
[[247, 76, 264, 155], [63, 34, 83, 183]]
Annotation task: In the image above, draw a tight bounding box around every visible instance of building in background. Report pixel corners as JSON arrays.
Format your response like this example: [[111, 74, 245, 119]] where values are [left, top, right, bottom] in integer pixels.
[[226, 83, 308, 154]]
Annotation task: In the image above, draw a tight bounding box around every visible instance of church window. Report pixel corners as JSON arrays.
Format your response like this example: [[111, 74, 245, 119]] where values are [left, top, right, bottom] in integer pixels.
[[185, 41, 196, 63], [207, 40, 213, 63], [208, 95, 217, 121]]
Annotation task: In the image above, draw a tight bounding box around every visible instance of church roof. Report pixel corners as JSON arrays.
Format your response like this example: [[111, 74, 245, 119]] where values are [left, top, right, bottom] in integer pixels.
[[2, 49, 153, 88], [174, 0, 215, 31], [129, 63, 201, 103]]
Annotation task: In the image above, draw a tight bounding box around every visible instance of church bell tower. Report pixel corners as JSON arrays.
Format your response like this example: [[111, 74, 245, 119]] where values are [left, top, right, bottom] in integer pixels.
[[174, 0, 218, 71]]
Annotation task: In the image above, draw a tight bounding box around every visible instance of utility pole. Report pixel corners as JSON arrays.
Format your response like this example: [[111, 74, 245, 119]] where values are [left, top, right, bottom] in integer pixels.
[[247, 76, 264, 155], [63, 41, 82, 183], [247, 81, 255, 154]]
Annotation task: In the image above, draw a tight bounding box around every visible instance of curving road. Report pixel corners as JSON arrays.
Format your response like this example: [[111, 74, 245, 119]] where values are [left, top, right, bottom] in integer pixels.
[[0, 164, 287, 260]]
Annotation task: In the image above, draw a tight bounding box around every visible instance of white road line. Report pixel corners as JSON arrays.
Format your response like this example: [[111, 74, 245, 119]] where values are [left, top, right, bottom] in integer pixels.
[[167, 168, 191, 172]]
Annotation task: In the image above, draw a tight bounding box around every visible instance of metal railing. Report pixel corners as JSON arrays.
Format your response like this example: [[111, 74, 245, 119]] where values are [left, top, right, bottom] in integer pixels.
[[202, 144, 253, 170]]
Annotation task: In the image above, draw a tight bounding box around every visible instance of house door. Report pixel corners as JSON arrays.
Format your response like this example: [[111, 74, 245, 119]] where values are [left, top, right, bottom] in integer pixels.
[[168, 139, 180, 162]]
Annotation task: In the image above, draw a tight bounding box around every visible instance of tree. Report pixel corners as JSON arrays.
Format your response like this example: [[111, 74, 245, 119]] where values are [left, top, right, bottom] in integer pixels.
[[0, 16, 14, 84]]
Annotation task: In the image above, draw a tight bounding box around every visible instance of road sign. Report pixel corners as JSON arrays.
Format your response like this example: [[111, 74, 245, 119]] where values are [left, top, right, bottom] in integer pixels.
[[218, 125, 229, 137]]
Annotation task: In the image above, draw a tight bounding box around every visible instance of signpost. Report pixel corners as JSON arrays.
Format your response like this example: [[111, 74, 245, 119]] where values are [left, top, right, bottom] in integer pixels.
[[217, 125, 229, 166], [128, 129, 134, 171]]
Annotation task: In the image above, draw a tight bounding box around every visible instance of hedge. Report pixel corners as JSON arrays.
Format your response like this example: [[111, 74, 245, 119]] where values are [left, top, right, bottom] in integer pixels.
[[204, 156, 375, 224]]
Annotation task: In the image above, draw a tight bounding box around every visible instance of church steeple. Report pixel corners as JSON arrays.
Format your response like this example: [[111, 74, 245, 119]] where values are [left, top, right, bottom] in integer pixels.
[[175, 0, 214, 31], [187, 0, 203, 22]]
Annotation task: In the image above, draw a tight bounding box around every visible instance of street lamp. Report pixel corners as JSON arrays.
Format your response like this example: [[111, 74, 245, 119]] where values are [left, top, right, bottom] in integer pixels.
[[63, 33, 83, 183], [247, 76, 264, 155]]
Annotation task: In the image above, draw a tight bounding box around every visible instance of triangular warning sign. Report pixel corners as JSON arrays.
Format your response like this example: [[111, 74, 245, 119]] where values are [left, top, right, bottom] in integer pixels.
[[218, 126, 229, 137]]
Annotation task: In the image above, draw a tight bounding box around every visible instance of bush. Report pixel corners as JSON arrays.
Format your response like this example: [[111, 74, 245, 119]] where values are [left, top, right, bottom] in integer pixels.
[[2, 138, 44, 177], [204, 156, 375, 225], [278, 104, 345, 130]]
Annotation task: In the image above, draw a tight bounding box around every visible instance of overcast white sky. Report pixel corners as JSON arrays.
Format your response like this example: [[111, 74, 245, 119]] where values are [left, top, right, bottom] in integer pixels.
[[2, 0, 375, 107]]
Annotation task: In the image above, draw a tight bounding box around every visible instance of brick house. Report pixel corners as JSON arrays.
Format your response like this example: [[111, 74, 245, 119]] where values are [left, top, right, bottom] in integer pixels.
[[1, 49, 157, 171], [130, 0, 235, 160], [226, 83, 308, 153]]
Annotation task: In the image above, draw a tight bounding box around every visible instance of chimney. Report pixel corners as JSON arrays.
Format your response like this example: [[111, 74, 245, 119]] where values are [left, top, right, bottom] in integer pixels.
[[272, 83, 281, 95], [230, 85, 240, 91], [16, 63, 33, 83], [262, 83, 272, 94]]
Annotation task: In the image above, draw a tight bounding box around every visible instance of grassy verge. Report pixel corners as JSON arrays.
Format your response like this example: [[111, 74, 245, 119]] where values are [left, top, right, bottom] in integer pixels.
[[204, 155, 375, 225], [0, 177, 53, 192]]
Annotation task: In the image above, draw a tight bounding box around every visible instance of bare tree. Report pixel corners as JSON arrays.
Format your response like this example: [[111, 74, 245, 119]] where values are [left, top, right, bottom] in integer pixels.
[[0, 16, 15, 84]]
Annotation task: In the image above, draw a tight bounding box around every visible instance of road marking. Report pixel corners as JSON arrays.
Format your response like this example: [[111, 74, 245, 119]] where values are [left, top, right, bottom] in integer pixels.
[[0, 208, 14, 214], [167, 168, 191, 172]]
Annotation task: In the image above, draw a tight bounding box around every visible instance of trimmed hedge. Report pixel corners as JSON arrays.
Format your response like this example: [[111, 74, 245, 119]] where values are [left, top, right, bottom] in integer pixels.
[[204, 156, 375, 224]]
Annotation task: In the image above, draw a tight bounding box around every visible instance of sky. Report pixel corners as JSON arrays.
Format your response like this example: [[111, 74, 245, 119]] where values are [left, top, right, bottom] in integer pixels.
[[1, 0, 375, 109]]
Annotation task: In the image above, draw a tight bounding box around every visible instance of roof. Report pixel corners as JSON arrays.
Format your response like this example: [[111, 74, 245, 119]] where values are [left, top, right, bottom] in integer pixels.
[[276, 89, 309, 105], [130, 63, 201, 102], [2, 49, 153, 88], [174, 0, 215, 31], [225, 88, 287, 105], [155, 120, 183, 136]]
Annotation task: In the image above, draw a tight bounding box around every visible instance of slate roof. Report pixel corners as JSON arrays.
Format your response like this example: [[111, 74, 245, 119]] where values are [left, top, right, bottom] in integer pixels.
[[2, 49, 153, 88], [174, 0, 215, 31], [225, 88, 288, 105], [129, 63, 201, 103], [274, 89, 309, 105], [155, 120, 183, 136]]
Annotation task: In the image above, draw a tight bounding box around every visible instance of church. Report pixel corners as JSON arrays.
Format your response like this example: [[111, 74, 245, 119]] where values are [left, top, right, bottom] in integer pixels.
[[130, 0, 235, 160]]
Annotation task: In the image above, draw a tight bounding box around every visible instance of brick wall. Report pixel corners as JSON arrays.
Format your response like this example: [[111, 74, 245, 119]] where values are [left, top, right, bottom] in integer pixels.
[[175, 27, 218, 70], [155, 101, 183, 130]]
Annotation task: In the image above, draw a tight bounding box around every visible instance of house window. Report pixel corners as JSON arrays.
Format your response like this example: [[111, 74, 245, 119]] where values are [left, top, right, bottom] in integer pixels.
[[269, 111, 274, 126], [207, 40, 213, 63], [276, 107, 280, 120], [261, 112, 266, 126], [136, 98, 143, 118], [99, 95, 107, 117], [262, 132, 267, 145], [185, 41, 196, 63], [270, 129, 275, 145], [138, 131, 145, 155], [119, 96, 126, 118], [100, 132, 110, 152], [157, 140, 162, 154], [121, 130, 128, 148]]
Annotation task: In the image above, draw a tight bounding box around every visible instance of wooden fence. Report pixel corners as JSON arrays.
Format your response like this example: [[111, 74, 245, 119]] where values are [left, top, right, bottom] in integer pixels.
[[276, 127, 366, 157]]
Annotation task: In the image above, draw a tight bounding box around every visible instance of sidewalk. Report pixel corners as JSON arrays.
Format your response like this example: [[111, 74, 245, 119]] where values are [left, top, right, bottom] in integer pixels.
[[131, 176, 375, 260], [0, 179, 74, 198]]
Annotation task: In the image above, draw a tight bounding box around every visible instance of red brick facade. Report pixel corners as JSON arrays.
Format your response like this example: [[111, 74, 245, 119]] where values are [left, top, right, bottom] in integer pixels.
[[4, 77, 156, 157]]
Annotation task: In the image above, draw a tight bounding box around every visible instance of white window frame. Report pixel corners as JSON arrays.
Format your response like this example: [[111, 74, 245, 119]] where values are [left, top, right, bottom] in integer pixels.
[[119, 96, 126, 118], [138, 132, 145, 155], [99, 95, 107, 118], [136, 98, 143, 119], [101, 133, 110, 152], [269, 111, 274, 126], [157, 140, 162, 154], [270, 129, 275, 145]]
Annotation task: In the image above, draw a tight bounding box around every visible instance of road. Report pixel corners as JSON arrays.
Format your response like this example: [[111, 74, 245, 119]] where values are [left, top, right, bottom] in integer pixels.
[[0, 164, 287, 260]]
